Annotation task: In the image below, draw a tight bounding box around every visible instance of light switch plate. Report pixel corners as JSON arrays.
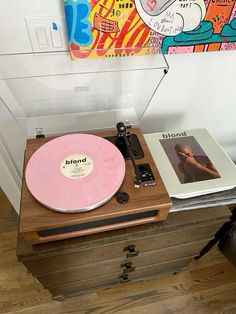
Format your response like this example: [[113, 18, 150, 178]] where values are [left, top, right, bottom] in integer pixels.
[[25, 16, 68, 52]]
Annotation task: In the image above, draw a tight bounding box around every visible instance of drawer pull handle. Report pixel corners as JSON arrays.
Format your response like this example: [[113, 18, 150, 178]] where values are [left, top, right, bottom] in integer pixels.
[[124, 245, 139, 258], [121, 261, 136, 273], [123, 266, 136, 273], [119, 274, 130, 283]]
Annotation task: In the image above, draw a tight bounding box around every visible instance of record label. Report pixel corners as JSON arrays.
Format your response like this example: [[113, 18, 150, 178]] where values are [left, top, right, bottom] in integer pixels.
[[60, 154, 94, 179]]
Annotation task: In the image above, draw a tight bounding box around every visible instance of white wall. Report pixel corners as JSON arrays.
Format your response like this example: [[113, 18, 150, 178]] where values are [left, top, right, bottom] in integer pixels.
[[141, 50, 236, 159], [0, 0, 236, 210], [0, 0, 65, 54], [2, 1, 235, 152]]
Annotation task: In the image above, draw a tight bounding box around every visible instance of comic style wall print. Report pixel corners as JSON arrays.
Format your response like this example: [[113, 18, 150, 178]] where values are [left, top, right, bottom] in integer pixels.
[[64, 0, 236, 59]]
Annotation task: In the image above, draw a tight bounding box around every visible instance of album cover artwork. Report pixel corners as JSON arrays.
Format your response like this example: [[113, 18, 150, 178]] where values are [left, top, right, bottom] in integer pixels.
[[64, 0, 236, 59], [145, 128, 236, 199]]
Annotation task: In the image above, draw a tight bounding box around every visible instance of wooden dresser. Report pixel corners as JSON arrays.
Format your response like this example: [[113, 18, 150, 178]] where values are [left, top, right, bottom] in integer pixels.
[[16, 205, 231, 300]]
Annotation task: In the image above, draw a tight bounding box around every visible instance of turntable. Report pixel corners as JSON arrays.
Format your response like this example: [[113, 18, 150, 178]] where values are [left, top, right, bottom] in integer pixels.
[[20, 122, 171, 245], [0, 51, 171, 245]]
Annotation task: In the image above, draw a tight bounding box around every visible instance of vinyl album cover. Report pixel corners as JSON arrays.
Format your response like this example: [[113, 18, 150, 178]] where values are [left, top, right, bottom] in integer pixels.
[[64, 0, 236, 59], [144, 129, 236, 199]]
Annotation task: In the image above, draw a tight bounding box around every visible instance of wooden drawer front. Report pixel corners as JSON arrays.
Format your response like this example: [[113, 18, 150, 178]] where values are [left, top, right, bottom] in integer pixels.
[[128, 256, 193, 281], [37, 257, 124, 288], [49, 256, 192, 297], [49, 273, 120, 297], [131, 238, 207, 269], [24, 222, 223, 275], [36, 238, 207, 288]]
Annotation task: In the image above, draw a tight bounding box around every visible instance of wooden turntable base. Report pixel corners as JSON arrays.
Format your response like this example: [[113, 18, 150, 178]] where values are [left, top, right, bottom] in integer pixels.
[[19, 128, 172, 245]]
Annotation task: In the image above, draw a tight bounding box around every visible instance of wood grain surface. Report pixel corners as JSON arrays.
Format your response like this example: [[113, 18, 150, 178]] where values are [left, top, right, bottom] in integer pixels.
[[1, 190, 236, 313], [16, 205, 231, 299], [17, 206, 230, 259], [0, 187, 18, 233], [19, 128, 172, 244], [1, 211, 236, 314]]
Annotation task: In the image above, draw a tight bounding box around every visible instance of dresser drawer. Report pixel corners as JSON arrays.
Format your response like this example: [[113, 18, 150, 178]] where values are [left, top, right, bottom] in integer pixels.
[[49, 273, 121, 297], [17, 206, 231, 299], [49, 255, 192, 297], [36, 238, 208, 288], [24, 222, 223, 275], [128, 256, 193, 281]]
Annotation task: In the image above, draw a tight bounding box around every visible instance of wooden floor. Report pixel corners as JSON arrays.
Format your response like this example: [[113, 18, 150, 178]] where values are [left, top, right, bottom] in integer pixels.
[[0, 188, 236, 314]]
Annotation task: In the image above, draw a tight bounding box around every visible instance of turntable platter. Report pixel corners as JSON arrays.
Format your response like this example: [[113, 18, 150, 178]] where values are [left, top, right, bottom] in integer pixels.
[[25, 134, 125, 213]]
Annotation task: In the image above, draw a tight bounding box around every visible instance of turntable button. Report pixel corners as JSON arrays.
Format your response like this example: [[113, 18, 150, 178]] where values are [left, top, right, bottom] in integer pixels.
[[116, 192, 129, 204]]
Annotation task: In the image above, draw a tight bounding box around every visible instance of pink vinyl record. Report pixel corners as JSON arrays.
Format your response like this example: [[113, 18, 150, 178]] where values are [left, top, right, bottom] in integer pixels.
[[25, 134, 125, 213]]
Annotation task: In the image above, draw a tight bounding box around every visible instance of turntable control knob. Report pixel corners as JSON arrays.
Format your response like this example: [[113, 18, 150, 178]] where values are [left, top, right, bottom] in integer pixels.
[[116, 191, 129, 204]]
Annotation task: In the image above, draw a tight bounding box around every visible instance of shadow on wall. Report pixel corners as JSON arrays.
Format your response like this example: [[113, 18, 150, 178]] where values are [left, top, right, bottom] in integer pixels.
[[216, 138, 236, 163], [141, 112, 185, 134]]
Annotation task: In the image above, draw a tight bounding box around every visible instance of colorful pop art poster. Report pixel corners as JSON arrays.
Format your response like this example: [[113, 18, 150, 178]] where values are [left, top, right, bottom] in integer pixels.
[[64, 0, 236, 59]]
